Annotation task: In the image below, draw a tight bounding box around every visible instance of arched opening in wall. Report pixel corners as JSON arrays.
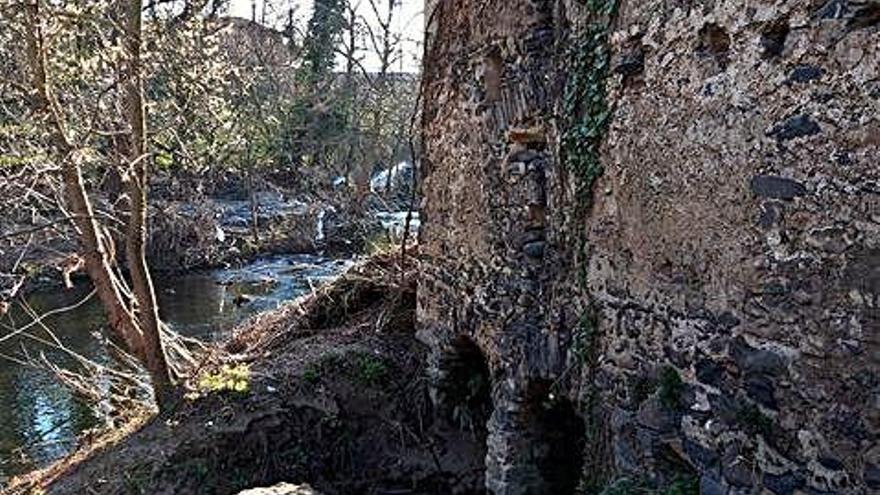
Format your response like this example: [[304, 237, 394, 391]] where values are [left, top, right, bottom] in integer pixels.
[[529, 382, 587, 494], [439, 336, 493, 440]]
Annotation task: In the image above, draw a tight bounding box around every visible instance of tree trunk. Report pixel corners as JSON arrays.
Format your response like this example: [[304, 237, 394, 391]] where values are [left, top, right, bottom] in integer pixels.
[[24, 0, 147, 361], [122, 0, 175, 407], [24, 0, 179, 411]]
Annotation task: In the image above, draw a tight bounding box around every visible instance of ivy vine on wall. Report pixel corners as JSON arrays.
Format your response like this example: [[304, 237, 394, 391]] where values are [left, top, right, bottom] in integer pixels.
[[562, 0, 619, 213], [560, 1, 621, 492]]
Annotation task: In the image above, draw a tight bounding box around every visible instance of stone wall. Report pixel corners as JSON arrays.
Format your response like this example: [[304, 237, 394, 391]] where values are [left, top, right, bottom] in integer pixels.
[[418, 0, 878, 494], [418, 0, 587, 491]]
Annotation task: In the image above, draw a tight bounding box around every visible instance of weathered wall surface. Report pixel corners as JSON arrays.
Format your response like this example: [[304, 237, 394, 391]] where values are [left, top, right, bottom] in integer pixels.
[[418, 0, 589, 492], [591, 2, 879, 494], [419, 0, 878, 494]]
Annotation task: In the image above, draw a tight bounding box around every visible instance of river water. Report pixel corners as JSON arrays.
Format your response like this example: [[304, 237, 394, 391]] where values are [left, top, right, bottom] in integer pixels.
[[0, 254, 350, 483]]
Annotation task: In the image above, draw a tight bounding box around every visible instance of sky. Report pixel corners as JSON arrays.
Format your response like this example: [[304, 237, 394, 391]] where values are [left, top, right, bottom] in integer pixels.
[[227, 0, 424, 72]]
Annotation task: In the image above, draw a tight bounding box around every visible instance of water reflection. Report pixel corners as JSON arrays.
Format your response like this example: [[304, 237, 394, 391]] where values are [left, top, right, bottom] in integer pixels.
[[0, 254, 349, 482]]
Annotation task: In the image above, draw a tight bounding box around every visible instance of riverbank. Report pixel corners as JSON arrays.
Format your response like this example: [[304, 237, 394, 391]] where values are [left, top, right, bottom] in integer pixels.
[[5, 250, 485, 495], [0, 253, 352, 483]]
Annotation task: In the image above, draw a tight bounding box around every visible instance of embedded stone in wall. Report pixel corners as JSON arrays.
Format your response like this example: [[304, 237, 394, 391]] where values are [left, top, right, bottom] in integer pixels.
[[420, 0, 878, 493]]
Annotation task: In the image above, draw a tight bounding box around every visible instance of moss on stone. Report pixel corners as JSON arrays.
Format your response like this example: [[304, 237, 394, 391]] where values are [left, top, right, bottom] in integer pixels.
[[658, 366, 684, 410], [595, 475, 698, 495], [736, 402, 774, 437]]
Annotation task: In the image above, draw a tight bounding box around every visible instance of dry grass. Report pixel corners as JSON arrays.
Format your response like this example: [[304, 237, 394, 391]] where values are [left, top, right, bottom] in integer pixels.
[[226, 248, 418, 356]]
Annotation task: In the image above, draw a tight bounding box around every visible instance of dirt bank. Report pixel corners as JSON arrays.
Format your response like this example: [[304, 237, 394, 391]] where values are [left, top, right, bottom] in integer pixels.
[[7, 252, 486, 495]]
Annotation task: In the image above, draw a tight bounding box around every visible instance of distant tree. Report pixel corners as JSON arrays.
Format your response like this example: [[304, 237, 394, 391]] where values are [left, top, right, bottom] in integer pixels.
[[279, 0, 415, 202], [303, 0, 346, 81]]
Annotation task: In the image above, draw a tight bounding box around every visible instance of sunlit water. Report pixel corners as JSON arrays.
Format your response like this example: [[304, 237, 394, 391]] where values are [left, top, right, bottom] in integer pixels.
[[0, 254, 350, 483]]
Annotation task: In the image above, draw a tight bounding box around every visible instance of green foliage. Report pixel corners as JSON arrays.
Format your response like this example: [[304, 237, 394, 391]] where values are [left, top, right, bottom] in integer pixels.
[[278, 93, 353, 170], [573, 310, 599, 365], [302, 365, 321, 384], [736, 402, 774, 437], [574, 310, 611, 495], [304, 0, 347, 80], [365, 231, 397, 255], [155, 151, 174, 170], [302, 353, 344, 384], [300, 352, 389, 386], [198, 364, 251, 394], [1, 0, 416, 218], [597, 477, 651, 495], [658, 366, 684, 410], [595, 475, 698, 495], [665, 476, 699, 495], [577, 237, 591, 289], [632, 374, 659, 405], [145, 16, 251, 173], [355, 353, 389, 385], [562, 0, 619, 211], [0, 154, 36, 168], [566, 4, 621, 492]]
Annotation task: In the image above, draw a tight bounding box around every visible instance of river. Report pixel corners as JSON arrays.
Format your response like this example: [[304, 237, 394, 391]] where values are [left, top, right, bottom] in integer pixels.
[[0, 254, 351, 483]]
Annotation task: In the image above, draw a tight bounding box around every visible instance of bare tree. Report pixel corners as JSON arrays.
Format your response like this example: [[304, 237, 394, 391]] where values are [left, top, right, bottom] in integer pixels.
[[363, 0, 402, 78], [122, 0, 175, 405], [22, 0, 175, 409]]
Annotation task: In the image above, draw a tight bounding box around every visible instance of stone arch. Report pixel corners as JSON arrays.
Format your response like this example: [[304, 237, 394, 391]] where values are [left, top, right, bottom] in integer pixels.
[[484, 376, 588, 495], [532, 394, 587, 493], [431, 335, 493, 439], [524, 380, 587, 494]]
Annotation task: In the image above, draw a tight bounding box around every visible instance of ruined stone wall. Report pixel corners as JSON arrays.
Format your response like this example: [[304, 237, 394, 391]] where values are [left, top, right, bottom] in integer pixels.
[[418, 0, 591, 491], [419, 0, 878, 494], [591, 2, 879, 494]]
